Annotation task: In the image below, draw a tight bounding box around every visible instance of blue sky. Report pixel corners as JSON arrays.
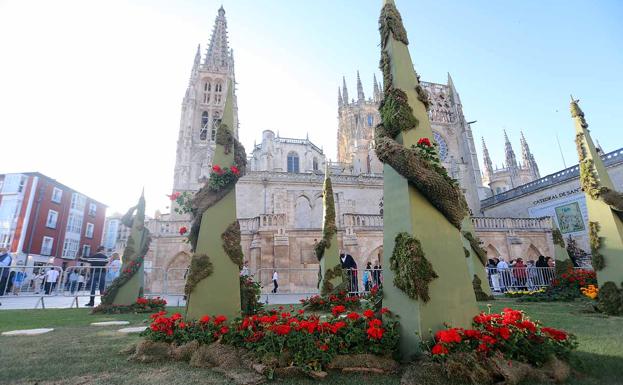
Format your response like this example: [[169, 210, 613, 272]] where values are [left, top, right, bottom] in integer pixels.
[[1, 0, 621, 214]]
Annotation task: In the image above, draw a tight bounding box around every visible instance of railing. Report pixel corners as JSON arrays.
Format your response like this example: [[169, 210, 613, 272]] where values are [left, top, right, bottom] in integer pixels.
[[239, 217, 260, 234], [481, 147, 623, 209], [342, 214, 383, 229], [259, 213, 286, 229], [472, 216, 552, 231], [0, 264, 594, 309]]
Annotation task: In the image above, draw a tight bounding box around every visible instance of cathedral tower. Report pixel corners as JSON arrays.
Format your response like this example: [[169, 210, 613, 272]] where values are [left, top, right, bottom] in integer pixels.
[[172, 6, 238, 194]]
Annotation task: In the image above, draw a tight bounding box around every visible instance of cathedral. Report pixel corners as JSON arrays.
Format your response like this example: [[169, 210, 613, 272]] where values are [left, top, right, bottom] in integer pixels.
[[141, 6, 570, 295]]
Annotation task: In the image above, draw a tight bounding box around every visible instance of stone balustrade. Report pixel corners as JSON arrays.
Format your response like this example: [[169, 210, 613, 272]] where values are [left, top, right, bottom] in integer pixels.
[[239, 217, 260, 234], [472, 216, 552, 232], [147, 219, 191, 237], [259, 213, 287, 229], [342, 213, 383, 229]]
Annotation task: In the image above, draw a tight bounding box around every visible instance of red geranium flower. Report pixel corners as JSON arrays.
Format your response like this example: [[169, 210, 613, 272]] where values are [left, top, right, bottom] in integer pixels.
[[363, 309, 375, 319], [214, 315, 227, 325], [332, 305, 346, 316], [380, 307, 390, 314], [179, 226, 188, 235], [167, 192, 181, 201], [431, 343, 448, 355], [366, 326, 384, 340], [417, 137, 432, 147], [220, 326, 230, 335], [347, 312, 360, 320], [435, 328, 462, 344], [199, 315, 211, 324], [318, 344, 329, 352], [171, 313, 182, 321], [231, 166, 240, 175]]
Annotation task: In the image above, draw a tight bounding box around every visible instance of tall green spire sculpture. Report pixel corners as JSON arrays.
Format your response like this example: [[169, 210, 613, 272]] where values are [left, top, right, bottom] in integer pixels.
[[98, 192, 150, 307], [315, 165, 342, 296], [375, 0, 477, 358], [571, 98, 623, 300], [185, 80, 246, 320]]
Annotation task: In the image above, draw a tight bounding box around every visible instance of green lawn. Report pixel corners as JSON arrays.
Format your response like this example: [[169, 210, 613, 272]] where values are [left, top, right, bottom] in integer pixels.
[[0, 300, 621, 385]]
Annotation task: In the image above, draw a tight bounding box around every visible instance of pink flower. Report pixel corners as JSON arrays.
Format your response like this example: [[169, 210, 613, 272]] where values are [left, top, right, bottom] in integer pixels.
[[179, 226, 188, 235], [167, 192, 181, 201]]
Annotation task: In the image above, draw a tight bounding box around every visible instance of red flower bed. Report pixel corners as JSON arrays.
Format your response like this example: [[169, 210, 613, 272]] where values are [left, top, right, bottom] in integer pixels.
[[142, 305, 400, 371], [299, 290, 362, 311], [429, 308, 577, 366]]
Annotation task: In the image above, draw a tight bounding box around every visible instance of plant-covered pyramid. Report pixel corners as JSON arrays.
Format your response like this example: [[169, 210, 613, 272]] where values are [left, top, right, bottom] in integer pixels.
[[185, 79, 246, 320], [375, 0, 477, 358], [461, 217, 493, 301], [98, 192, 150, 308], [315, 165, 343, 296], [571, 97, 623, 314]]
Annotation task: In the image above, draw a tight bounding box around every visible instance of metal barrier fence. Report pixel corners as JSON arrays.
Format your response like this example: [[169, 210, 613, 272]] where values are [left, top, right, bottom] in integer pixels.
[[0, 264, 593, 309]]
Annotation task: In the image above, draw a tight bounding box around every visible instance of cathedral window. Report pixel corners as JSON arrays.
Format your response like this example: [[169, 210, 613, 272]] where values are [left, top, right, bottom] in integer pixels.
[[367, 114, 374, 127], [200, 111, 209, 140], [287, 152, 300, 173], [313, 157, 319, 171], [432, 131, 448, 161], [211, 112, 221, 141]]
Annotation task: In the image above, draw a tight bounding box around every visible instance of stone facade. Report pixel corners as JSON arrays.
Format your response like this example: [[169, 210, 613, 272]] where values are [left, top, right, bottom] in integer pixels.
[[481, 147, 623, 254], [338, 72, 487, 213]]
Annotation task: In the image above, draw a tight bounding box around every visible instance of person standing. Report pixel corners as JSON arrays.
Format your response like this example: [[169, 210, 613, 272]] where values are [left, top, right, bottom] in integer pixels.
[[496, 258, 509, 292], [271, 270, 279, 293], [12, 268, 27, 295], [33, 270, 45, 294], [43, 267, 60, 295], [339, 249, 358, 294], [513, 258, 527, 290], [79, 246, 108, 307], [105, 253, 121, 287], [0, 248, 12, 297], [363, 262, 372, 292]]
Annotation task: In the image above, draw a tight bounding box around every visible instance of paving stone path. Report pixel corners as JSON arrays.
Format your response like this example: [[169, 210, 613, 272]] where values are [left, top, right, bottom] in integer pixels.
[[2, 328, 54, 336]]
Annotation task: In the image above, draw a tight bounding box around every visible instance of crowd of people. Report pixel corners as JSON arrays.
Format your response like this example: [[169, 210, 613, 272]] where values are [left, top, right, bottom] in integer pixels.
[[486, 255, 556, 292], [0, 246, 123, 306]]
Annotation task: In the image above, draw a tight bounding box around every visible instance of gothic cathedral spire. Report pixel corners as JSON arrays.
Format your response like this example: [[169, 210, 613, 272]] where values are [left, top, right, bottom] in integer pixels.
[[356, 70, 365, 102], [481, 137, 493, 177], [205, 6, 230, 71], [520, 131, 540, 179], [503, 130, 518, 170], [373, 74, 381, 102], [342, 76, 349, 105]]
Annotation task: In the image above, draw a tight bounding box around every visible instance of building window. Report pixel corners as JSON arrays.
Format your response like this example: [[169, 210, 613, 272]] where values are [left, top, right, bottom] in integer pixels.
[[66, 213, 83, 234], [215, 82, 222, 93], [70, 193, 86, 211], [200, 111, 209, 140], [51, 187, 63, 203], [313, 157, 319, 171], [211, 112, 221, 141], [88, 203, 97, 216], [85, 223, 94, 238], [287, 152, 300, 173], [432, 131, 448, 162], [367, 114, 374, 127], [62, 238, 79, 259], [0, 233, 11, 249], [203, 81, 211, 104], [41, 236, 54, 256], [46, 210, 58, 229], [82, 244, 91, 257]]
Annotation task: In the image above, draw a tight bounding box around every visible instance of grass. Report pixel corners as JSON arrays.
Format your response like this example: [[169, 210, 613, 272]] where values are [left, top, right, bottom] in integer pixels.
[[0, 300, 622, 385]]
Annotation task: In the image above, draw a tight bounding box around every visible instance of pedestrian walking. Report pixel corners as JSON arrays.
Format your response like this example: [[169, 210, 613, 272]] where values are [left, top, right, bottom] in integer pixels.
[[79, 246, 108, 307], [271, 270, 278, 293], [12, 268, 27, 295], [33, 270, 45, 294], [0, 248, 13, 296], [68, 270, 79, 294], [43, 267, 60, 295], [363, 262, 372, 292]]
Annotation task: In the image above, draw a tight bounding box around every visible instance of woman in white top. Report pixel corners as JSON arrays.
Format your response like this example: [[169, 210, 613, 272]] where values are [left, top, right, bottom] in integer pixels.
[[271, 270, 278, 293]]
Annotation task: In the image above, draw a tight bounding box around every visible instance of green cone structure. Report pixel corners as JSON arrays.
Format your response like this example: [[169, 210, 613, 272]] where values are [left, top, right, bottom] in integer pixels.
[[316, 165, 342, 295], [185, 80, 245, 320], [461, 217, 493, 300], [99, 193, 150, 307], [375, 0, 477, 358], [571, 98, 623, 288]]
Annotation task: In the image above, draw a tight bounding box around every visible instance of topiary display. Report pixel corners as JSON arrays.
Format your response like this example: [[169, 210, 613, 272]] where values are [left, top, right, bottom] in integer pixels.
[[320, 264, 347, 297], [187, 125, 246, 251], [314, 170, 336, 261], [389, 232, 438, 302], [222, 221, 243, 268], [379, 2, 409, 45], [597, 281, 623, 316], [184, 254, 214, 296], [98, 195, 151, 308], [589, 221, 605, 271], [463, 231, 487, 266], [472, 275, 494, 302]]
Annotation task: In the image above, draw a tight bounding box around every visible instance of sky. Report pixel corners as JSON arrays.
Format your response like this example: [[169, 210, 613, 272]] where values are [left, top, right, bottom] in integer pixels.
[[1, 0, 621, 215]]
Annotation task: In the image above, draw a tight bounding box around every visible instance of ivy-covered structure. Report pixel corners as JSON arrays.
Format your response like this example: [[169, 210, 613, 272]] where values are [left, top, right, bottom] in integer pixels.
[[185, 80, 247, 320], [316, 166, 343, 296], [375, 0, 477, 358], [96, 193, 150, 311], [461, 217, 492, 300], [571, 97, 623, 313]]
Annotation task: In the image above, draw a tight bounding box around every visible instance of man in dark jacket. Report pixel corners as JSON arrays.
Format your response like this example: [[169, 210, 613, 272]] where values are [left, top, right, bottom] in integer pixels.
[[339, 249, 358, 294], [0, 248, 13, 297], [80, 246, 108, 306]]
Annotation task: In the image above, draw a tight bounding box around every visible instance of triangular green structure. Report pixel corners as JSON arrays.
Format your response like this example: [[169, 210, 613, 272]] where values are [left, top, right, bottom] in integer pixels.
[[375, 0, 477, 359], [185, 80, 244, 320], [461, 217, 493, 299], [316, 165, 342, 295], [99, 192, 150, 306], [571, 98, 623, 287], [552, 222, 571, 262]]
